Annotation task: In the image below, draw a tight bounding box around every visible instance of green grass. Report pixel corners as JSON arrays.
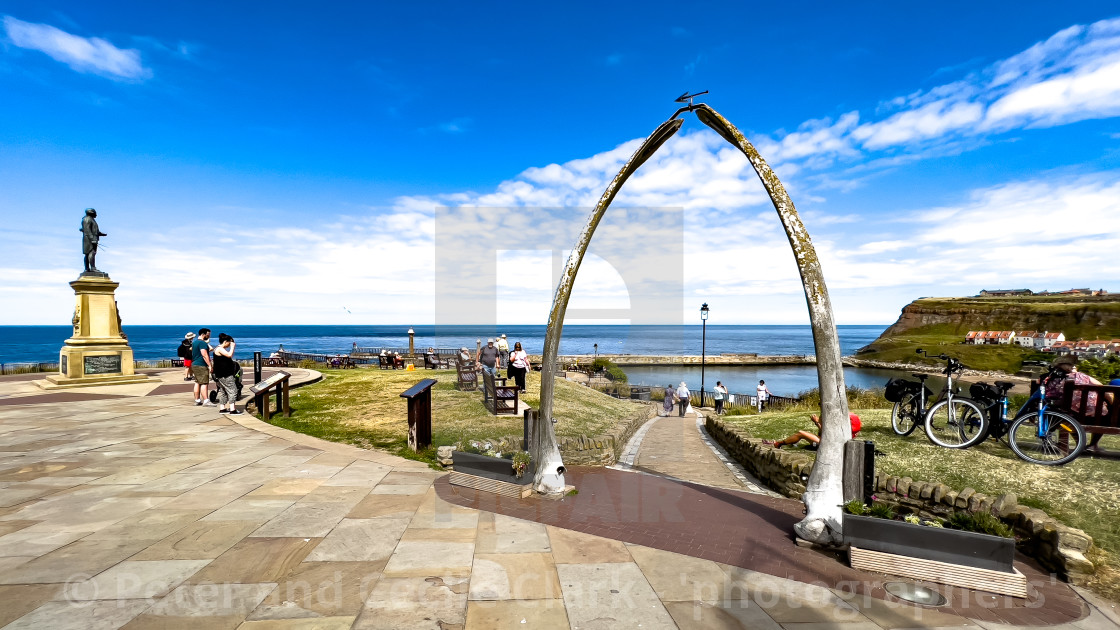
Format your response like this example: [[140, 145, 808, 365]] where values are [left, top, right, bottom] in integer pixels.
[[261, 367, 644, 466], [720, 408, 1120, 601]]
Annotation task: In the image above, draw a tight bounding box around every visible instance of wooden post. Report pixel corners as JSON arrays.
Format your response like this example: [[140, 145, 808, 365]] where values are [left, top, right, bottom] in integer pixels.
[[282, 379, 290, 417], [400, 379, 437, 451], [843, 440, 874, 504]]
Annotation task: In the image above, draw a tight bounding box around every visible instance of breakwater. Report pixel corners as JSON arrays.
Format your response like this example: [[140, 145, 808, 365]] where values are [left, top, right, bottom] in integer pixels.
[[530, 353, 817, 366]]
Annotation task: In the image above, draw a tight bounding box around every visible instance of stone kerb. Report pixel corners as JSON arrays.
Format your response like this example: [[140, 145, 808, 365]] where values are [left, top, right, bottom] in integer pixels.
[[705, 416, 1096, 585]]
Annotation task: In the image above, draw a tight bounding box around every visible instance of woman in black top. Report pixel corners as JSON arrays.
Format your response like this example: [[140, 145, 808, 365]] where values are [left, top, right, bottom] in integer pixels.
[[212, 333, 241, 414]]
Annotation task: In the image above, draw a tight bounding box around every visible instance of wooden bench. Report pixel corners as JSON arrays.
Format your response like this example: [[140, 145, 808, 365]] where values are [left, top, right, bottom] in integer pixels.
[[378, 355, 392, 370], [456, 360, 478, 391], [171, 358, 185, 368], [482, 370, 519, 415], [424, 353, 449, 369], [1061, 381, 1120, 437]]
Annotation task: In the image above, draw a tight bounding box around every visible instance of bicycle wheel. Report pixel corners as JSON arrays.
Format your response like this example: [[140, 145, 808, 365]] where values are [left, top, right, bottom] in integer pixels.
[[1008, 411, 1086, 466], [924, 398, 988, 448], [891, 392, 921, 436]]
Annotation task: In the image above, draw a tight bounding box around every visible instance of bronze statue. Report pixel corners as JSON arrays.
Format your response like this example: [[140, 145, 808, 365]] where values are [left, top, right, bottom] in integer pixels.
[[81, 208, 107, 273]]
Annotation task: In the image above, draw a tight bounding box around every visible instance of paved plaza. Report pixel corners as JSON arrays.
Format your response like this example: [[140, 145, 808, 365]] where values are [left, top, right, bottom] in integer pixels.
[[0, 369, 1116, 629]]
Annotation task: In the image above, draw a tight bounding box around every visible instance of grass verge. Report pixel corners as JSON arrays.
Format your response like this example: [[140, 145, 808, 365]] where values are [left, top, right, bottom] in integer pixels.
[[719, 408, 1120, 602], [261, 367, 643, 467]]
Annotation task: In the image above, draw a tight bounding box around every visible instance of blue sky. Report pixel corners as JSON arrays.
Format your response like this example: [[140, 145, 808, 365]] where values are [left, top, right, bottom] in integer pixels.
[[2, 3, 1120, 326]]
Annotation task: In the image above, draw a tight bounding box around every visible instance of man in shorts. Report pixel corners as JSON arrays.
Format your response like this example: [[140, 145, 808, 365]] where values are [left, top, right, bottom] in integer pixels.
[[191, 328, 215, 406]]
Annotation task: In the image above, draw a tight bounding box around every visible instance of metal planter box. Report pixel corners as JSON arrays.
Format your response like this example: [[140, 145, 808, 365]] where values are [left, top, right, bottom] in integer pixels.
[[842, 513, 1015, 573], [450, 451, 534, 485]]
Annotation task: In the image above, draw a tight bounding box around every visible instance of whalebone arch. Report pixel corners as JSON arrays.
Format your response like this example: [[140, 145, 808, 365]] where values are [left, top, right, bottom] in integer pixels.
[[534, 102, 852, 545]]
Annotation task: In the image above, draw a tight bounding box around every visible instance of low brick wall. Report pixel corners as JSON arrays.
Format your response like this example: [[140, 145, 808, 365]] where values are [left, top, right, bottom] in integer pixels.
[[437, 403, 657, 468], [705, 416, 1095, 584]]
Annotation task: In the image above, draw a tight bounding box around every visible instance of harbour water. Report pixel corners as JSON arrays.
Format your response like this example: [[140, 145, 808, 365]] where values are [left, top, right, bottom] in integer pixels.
[[0, 324, 895, 397]]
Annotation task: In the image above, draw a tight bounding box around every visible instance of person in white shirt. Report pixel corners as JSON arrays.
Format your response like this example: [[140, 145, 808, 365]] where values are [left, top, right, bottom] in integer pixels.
[[756, 379, 771, 412], [676, 381, 690, 417]]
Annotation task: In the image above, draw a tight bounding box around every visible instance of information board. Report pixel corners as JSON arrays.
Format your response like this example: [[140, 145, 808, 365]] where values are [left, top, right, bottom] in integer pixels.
[[84, 354, 121, 375], [251, 371, 290, 394]]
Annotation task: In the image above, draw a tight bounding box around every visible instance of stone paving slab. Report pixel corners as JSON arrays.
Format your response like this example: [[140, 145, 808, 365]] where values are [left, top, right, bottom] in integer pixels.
[[0, 372, 1112, 629]]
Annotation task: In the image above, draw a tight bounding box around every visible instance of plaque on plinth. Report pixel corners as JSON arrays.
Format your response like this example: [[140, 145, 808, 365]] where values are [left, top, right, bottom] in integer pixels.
[[37, 273, 158, 390]]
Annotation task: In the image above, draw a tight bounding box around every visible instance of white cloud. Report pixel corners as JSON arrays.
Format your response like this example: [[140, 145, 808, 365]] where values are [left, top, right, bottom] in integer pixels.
[[3, 15, 151, 81], [759, 16, 1120, 166], [851, 100, 983, 149]]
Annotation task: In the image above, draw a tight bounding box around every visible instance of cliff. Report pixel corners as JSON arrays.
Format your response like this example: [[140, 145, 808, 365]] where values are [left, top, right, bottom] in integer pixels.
[[877, 295, 1120, 341]]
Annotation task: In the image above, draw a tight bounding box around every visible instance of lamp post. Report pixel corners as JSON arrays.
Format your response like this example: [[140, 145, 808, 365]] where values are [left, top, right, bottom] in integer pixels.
[[594, 343, 598, 359], [700, 303, 709, 407]]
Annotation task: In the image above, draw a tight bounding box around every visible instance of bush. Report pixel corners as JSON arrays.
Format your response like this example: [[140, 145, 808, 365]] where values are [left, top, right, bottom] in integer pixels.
[[591, 358, 628, 383], [794, 386, 891, 410], [298, 359, 321, 369], [867, 501, 896, 520], [947, 511, 1014, 538]]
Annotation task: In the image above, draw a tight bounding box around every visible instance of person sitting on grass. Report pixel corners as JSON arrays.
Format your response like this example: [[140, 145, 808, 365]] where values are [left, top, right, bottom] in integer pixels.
[[763, 412, 861, 449]]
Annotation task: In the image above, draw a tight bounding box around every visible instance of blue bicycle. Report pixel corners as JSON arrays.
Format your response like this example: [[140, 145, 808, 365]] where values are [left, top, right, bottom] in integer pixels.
[[968, 369, 1087, 466]]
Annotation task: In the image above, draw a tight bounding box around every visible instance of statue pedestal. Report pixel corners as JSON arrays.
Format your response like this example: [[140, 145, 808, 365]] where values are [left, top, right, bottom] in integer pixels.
[[37, 273, 158, 390]]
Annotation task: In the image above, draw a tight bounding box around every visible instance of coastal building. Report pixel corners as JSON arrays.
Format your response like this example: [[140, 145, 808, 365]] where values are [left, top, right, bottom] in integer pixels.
[[979, 289, 1033, 297], [964, 329, 1066, 348]]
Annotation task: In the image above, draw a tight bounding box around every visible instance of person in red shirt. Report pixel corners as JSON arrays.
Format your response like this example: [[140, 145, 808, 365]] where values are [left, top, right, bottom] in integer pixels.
[[764, 413, 861, 449]]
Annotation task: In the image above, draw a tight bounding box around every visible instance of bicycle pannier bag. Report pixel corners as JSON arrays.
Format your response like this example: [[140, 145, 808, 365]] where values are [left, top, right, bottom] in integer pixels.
[[884, 378, 909, 402]]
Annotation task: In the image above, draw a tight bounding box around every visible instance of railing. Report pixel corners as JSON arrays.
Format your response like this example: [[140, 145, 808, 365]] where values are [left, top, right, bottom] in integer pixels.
[[352, 346, 460, 357], [0, 362, 60, 375], [584, 378, 799, 411], [276, 350, 374, 365]]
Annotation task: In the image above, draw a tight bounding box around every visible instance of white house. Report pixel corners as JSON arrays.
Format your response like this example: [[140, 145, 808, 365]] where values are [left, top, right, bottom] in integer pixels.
[[1015, 331, 1036, 347]]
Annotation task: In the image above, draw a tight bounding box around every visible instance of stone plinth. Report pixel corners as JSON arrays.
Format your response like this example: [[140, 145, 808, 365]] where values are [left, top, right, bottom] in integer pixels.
[[37, 273, 157, 390]]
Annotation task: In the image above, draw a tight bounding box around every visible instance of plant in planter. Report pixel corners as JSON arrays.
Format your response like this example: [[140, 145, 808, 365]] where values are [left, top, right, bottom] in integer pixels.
[[842, 500, 1025, 597], [449, 447, 537, 499]]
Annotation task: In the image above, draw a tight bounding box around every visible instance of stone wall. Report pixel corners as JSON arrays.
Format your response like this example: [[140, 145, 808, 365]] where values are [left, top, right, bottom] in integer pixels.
[[437, 403, 657, 468], [705, 416, 1095, 584]]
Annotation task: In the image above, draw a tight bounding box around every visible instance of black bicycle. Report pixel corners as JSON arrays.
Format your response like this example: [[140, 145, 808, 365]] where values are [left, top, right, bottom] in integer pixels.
[[966, 370, 1087, 466], [885, 349, 988, 448]]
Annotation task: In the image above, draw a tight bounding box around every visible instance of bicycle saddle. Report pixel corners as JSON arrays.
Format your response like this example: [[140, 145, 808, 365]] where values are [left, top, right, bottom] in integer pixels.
[[911, 373, 930, 381], [995, 381, 1014, 393]]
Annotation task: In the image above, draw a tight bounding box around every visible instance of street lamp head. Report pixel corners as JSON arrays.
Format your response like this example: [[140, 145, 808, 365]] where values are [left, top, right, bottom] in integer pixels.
[[700, 302, 709, 321]]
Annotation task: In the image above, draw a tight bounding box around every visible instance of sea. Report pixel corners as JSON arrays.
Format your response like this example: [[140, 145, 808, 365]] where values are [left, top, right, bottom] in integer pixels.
[[0, 324, 898, 397]]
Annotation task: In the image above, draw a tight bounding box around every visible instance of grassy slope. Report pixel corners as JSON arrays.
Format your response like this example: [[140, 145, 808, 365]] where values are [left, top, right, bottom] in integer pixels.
[[858, 294, 1120, 373], [263, 368, 643, 464], [855, 324, 1045, 372], [721, 408, 1120, 601]]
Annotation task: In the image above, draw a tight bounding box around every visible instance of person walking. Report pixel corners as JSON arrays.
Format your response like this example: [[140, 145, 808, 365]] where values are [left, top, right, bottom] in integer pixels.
[[178, 332, 195, 381], [477, 338, 500, 377], [676, 381, 690, 417], [714, 381, 728, 415], [212, 333, 242, 415], [756, 379, 771, 412], [662, 384, 675, 417], [497, 334, 510, 370], [191, 328, 215, 406], [508, 342, 531, 393]]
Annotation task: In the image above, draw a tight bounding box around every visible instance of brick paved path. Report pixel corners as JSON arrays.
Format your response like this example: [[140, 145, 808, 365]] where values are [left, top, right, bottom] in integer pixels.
[[0, 370, 1114, 629]]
